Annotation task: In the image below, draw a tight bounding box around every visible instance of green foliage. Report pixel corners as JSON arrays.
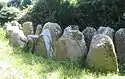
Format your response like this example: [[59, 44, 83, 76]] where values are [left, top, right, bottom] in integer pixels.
[[20, 0, 32, 9], [20, 0, 125, 30], [0, 1, 7, 10], [76, 0, 122, 30], [0, 7, 21, 25], [19, 0, 73, 29]]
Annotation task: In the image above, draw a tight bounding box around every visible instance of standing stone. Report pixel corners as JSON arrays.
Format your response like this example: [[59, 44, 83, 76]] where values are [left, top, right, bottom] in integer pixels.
[[10, 28, 27, 48], [6, 25, 21, 38], [11, 21, 19, 26], [86, 34, 118, 72], [22, 22, 34, 36], [115, 28, 125, 66], [10, 32, 24, 48], [68, 25, 79, 30], [35, 24, 42, 35], [3, 22, 11, 30], [18, 24, 23, 30], [94, 27, 114, 39], [54, 25, 87, 59], [34, 29, 53, 57], [42, 29, 53, 57], [11, 21, 22, 30], [5, 22, 13, 38], [25, 35, 38, 53], [42, 22, 62, 40], [82, 27, 96, 51], [5, 24, 20, 38]]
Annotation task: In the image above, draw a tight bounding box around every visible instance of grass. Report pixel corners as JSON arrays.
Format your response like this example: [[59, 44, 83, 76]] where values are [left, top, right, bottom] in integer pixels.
[[0, 27, 125, 79]]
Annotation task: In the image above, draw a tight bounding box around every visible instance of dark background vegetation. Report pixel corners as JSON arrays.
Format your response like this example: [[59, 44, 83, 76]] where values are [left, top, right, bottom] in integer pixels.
[[0, 0, 125, 31], [19, 0, 125, 31]]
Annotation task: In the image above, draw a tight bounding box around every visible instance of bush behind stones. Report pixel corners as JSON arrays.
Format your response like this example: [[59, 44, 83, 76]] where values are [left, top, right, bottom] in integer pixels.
[[0, 7, 21, 25], [19, 0, 125, 31]]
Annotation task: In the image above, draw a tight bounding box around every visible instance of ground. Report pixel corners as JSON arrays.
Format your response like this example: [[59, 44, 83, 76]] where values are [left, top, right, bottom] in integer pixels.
[[0, 28, 125, 79]]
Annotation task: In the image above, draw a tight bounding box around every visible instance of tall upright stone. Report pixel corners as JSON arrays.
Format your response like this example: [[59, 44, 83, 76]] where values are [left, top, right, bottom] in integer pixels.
[[54, 25, 87, 59], [115, 28, 125, 68], [94, 26, 114, 39], [10, 28, 27, 48], [25, 35, 38, 53], [11, 21, 19, 26], [5, 22, 13, 38], [86, 34, 118, 72], [11, 21, 22, 30], [34, 29, 54, 57], [42, 22, 62, 40], [5, 24, 21, 38], [22, 22, 34, 36], [35, 24, 42, 35], [3, 22, 11, 30], [82, 27, 96, 51], [34, 22, 62, 58]]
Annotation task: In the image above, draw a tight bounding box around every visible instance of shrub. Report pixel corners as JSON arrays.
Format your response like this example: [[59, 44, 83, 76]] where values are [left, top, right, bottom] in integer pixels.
[[0, 1, 7, 10], [19, 0, 73, 30], [0, 7, 21, 25], [19, 0, 125, 31], [19, 0, 58, 27], [20, 0, 32, 9]]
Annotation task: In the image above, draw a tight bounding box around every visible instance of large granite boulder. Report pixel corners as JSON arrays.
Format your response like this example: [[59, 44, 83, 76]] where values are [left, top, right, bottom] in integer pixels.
[[82, 27, 96, 51], [94, 27, 114, 39], [34, 29, 53, 57], [86, 34, 118, 72], [42, 22, 62, 40], [22, 22, 34, 36], [115, 28, 125, 67], [35, 24, 42, 35], [54, 25, 87, 59]]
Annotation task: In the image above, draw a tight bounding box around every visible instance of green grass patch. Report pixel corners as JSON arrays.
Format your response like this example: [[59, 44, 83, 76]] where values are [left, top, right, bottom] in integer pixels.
[[0, 27, 125, 79]]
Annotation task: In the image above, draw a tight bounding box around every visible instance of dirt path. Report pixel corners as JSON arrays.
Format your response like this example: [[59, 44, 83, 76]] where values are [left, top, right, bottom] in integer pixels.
[[0, 40, 25, 79]]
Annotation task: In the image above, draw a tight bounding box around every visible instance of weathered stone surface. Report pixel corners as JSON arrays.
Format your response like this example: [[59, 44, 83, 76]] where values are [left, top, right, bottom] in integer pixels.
[[68, 25, 79, 30], [18, 24, 23, 30], [25, 35, 38, 53], [82, 27, 96, 51], [42, 22, 62, 40], [94, 27, 114, 39], [34, 35, 46, 56], [86, 34, 118, 72], [35, 24, 42, 35], [10, 28, 27, 48], [4, 21, 22, 37], [54, 26, 87, 59], [5, 22, 13, 38], [11, 21, 19, 26], [34, 22, 62, 58], [5, 24, 20, 38], [22, 22, 34, 36], [34, 29, 53, 57], [11, 21, 22, 30], [115, 28, 125, 66], [3, 22, 11, 30]]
